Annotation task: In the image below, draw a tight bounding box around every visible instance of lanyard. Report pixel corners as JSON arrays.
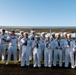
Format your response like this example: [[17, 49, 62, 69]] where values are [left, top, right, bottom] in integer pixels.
[[20, 36, 24, 40], [24, 38, 28, 46], [35, 42, 39, 48], [75, 40, 76, 44], [31, 36, 35, 40], [67, 40, 70, 46], [46, 41, 50, 47], [51, 38, 54, 41], [57, 40, 60, 47]]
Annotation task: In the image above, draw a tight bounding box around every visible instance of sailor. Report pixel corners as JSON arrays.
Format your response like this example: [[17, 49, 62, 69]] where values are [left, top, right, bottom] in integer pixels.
[[44, 35, 53, 68], [50, 32, 56, 41], [29, 30, 36, 61], [29, 30, 36, 41], [32, 36, 41, 68], [73, 39, 76, 67], [62, 32, 68, 62], [21, 32, 31, 67], [40, 32, 46, 61], [0, 29, 7, 63], [18, 31, 24, 62], [64, 34, 75, 69], [50, 32, 56, 63], [6, 29, 18, 65], [53, 33, 63, 67]]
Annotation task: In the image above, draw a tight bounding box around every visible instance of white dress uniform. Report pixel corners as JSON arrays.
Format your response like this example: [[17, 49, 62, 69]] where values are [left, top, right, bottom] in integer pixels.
[[40, 37, 46, 61], [6, 35, 18, 64], [44, 40, 54, 67], [73, 40, 76, 67], [0, 34, 7, 63], [64, 39, 75, 68], [32, 39, 41, 67], [21, 38, 31, 67], [50, 38, 56, 63], [62, 38, 67, 62], [53, 39, 63, 67], [18, 35, 24, 61], [29, 35, 36, 61], [62, 32, 68, 62]]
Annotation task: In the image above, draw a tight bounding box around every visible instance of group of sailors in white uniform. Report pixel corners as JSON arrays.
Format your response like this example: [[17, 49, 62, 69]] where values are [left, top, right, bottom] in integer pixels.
[[0, 29, 76, 69]]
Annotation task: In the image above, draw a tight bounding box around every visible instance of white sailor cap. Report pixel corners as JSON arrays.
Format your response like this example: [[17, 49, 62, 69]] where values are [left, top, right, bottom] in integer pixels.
[[56, 33, 60, 36], [35, 35, 40, 38], [51, 32, 55, 36], [63, 32, 67, 35], [20, 31, 24, 33], [31, 30, 35, 33], [41, 32, 45, 36], [41, 32, 45, 35], [24, 32, 28, 35], [67, 34, 71, 36], [45, 35, 50, 38]]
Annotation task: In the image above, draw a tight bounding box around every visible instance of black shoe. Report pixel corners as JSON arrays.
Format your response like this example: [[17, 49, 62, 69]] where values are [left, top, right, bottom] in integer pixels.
[[18, 61, 21, 63], [59, 66, 62, 68], [65, 67, 68, 69], [44, 67, 47, 69], [53, 66, 56, 69], [21, 66, 25, 68], [38, 66, 41, 68], [48, 67, 52, 69], [26, 65, 30, 68]]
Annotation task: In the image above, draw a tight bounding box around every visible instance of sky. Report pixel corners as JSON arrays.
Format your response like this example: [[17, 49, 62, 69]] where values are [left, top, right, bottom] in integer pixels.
[[0, 0, 76, 27]]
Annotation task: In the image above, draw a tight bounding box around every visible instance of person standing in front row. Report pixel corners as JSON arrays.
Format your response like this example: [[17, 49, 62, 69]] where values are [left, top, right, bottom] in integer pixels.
[[64, 34, 75, 69], [18, 31, 24, 62], [62, 32, 68, 62], [44, 35, 54, 68], [40, 32, 46, 61], [50, 33, 56, 63], [21, 32, 32, 67], [32, 36, 41, 68], [73, 39, 76, 68], [6, 30, 18, 65], [53, 33, 63, 67], [0, 29, 7, 63], [29, 30, 36, 61]]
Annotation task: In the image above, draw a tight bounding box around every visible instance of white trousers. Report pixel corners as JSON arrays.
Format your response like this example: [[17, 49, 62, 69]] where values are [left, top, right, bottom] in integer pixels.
[[29, 47, 33, 61], [75, 51, 76, 66], [21, 46, 30, 66], [0, 44, 6, 62], [69, 52, 75, 68], [62, 49, 65, 62], [53, 49, 62, 67], [19, 45, 22, 61], [33, 49, 41, 67], [44, 49, 52, 67], [6, 45, 17, 64], [65, 49, 75, 68]]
